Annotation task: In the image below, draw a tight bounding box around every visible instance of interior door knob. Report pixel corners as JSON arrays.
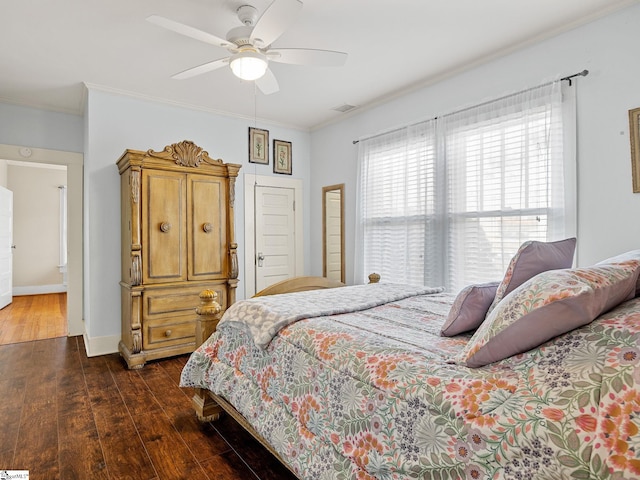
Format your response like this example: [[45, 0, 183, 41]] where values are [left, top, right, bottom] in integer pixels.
[[257, 252, 265, 267]]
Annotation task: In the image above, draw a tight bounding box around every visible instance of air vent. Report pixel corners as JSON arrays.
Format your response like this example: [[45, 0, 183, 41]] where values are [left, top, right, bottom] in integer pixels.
[[332, 104, 358, 113]]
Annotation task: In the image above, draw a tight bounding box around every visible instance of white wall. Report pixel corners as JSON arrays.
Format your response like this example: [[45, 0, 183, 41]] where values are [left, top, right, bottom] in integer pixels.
[[0, 103, 83, 153], [83, 88, 312, 349], [310, 3, 640, 284], [8, 163, 66, 292]]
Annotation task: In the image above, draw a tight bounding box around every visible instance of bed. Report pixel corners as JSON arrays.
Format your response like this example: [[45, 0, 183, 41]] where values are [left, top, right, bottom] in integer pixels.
[[181, 248, 640, 480]]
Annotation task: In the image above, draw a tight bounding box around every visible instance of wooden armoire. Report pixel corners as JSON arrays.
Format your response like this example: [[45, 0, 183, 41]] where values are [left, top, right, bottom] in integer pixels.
[[117, 140, 241, 369]]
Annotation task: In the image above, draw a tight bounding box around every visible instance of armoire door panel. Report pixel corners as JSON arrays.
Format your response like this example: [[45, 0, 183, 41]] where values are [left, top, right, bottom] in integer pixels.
[[142, 170, 187, 284], [188, 175, 227, 280]]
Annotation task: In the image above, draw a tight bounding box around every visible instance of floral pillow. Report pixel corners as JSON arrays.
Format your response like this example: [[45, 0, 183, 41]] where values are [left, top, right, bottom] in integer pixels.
[[456, 261, 640, 368], [486, 237, 577, 317], [597, 249, 640, 297], [440, 282, 499, 336]]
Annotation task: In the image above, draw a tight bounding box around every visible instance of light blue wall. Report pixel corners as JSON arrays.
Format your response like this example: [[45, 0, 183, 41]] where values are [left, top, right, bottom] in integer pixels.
[[310, 3, 640, 284], [83, 89, 312, 341], [0, 103, 83, 152]]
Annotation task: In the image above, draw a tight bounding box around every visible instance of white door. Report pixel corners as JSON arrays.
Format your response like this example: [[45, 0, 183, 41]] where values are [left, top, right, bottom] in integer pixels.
[[255, 185, 296, 292], [325, 190, 342, 281], [0, 186, 13, 309]]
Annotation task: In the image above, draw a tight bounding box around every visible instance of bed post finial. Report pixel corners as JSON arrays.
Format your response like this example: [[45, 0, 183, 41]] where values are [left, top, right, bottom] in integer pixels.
[[195, 289, 222, 346], [368, 273, 380, 284]]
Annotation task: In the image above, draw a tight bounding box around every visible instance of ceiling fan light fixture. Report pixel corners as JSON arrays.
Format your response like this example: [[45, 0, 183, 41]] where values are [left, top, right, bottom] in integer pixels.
[[230, 50, 268, 81]]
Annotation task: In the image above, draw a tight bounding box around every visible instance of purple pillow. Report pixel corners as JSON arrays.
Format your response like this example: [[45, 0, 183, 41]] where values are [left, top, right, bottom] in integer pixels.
[[456, 261, 640, 368], [441, 282, 499, 336], [487, 238, 577, 316]]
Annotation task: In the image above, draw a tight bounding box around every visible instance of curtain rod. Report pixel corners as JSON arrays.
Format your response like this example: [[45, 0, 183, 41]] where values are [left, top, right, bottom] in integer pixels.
[[352, 69, 589, 145], [561, 69, 589, 85]]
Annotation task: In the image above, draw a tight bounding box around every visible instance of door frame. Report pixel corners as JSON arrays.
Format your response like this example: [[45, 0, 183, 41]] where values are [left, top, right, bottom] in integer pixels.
[[244, 174, 303, 298], [0, 144, 83, 336]]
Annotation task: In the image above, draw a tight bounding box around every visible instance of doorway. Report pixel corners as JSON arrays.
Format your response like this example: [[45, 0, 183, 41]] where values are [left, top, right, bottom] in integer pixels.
[[244, 174, 303, 297], [0, 144, 83, 337], [2, 161, 67, 342]]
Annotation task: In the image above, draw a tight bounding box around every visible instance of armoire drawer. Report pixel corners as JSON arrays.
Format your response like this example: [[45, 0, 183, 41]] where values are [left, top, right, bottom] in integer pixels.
[[146, 320, 195, 348], [142, 284, 228, 322]]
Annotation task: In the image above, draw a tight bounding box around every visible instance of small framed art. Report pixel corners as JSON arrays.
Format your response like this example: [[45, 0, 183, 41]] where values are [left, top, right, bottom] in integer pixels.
[[249, 127, 269, 164], [630, 107, 640, 193], [273, 140, 292, 175]]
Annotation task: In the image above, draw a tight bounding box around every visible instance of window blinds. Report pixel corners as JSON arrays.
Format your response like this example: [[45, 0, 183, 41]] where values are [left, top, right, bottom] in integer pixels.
[[355, 81, 574, 292], [356, 121, 438, 287]]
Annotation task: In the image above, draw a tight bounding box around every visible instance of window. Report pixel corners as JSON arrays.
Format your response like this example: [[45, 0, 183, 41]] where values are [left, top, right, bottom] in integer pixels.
[[356, 122, 437, 286], [356, 82, 574, 291]]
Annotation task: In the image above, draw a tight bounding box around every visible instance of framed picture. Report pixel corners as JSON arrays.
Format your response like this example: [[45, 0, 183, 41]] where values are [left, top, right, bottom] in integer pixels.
[[273, 140, 292, 175], [248, 127, 269, 164], [630, 107, 640, 193]]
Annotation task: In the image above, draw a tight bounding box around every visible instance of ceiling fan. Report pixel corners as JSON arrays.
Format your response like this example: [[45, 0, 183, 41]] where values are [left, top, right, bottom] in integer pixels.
[[147, 0, 347, 95]]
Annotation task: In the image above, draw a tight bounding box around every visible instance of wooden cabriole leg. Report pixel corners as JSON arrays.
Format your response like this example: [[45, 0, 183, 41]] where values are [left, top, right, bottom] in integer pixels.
[[192, 289, 224, 422]]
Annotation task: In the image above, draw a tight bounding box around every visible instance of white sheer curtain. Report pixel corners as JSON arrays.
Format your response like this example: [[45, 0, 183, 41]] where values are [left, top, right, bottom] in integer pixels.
[[354, 120, 438, 285], [355, 81, 576, 291]]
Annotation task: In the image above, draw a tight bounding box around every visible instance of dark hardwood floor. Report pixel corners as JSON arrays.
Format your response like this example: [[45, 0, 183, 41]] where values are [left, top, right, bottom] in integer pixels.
[[0, 336, 298, 480]]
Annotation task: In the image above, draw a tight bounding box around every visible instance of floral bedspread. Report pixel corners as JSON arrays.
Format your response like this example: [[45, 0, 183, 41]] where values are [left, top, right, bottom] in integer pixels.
[[218, 283, 443, 349], [181, 285, 640, 480]]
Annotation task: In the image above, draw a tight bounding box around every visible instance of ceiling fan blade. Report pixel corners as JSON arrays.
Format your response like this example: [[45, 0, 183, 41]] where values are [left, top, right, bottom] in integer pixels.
[[255, 68, 279, 95], [250, 0, 302, 47], [146, 15, 231, 49], [172, 58, 229, 80], [268, 48, 347, 67]]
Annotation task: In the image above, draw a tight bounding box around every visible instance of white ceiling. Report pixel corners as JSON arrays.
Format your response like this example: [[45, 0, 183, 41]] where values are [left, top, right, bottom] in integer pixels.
[[1, 0, 636, 130]]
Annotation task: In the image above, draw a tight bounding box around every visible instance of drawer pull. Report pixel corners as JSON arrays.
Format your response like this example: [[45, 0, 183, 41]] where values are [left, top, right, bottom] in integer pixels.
[[202, 222, 213, 233], [160, 222, 172, 233], [164, 329, 172, 337]]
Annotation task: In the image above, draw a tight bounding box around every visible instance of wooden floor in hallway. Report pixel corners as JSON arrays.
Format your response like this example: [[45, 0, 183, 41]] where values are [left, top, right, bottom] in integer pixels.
[[0, 293, 67, 345], [0, 335, 297, 480]]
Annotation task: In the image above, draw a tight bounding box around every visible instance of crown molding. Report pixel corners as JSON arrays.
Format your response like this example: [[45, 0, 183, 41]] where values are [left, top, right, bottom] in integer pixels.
[[82, 82, 308, 132], [0, 95, 82, 116]]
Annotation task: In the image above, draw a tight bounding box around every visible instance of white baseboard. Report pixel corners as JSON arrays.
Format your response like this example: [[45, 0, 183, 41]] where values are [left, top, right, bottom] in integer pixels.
[[13, 284, 67, 296], [83, 332, 120, 357]]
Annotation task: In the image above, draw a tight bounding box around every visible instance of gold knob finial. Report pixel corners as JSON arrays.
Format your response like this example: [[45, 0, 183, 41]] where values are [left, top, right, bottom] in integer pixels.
[[196, 289, 221, 316]]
